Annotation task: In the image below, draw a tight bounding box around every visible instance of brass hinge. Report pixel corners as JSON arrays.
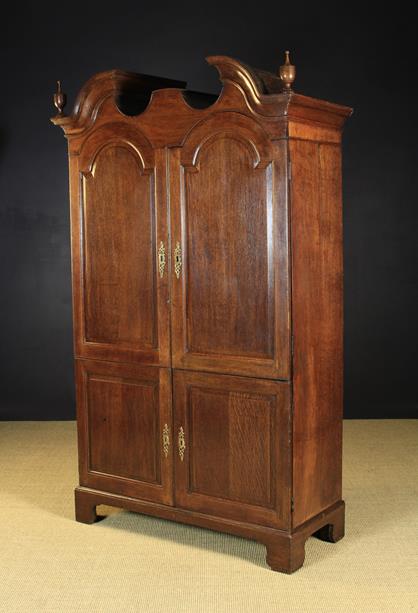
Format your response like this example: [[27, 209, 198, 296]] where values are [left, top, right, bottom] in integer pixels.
[[291, 497, 295, 513], [288, 161, 292, 182]]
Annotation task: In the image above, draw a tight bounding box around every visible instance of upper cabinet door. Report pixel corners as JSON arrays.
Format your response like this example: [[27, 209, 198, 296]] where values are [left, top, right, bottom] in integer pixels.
[[72, 124, 170, 365], [170, 113, 290, 379]]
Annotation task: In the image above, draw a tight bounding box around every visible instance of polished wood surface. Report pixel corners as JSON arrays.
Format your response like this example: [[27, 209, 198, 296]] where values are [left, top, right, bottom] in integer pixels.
[[184, 135, 272, 358], [173, 370, 290, 529], [82, 144, 156, 347], [75, 359, 173, 505], [289, 137, 344, 528], [53, 54, 352, 573], [170, 117, 290, 379], [70, 126, 170, 366]]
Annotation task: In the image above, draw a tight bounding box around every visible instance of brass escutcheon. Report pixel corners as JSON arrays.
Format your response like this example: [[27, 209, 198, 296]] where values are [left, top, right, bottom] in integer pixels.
[[158, 242, 166, 278], [178, 426, 186, 461], [162, 423, 170, 458], [174, 242, 182, 279]]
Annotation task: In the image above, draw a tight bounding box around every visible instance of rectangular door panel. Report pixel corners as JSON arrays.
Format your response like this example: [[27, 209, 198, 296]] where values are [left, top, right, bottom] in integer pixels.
[[76, 359, 173, 505], [173, 369, 290, 529], [170, 119, 290, 379], [70, 129, 170, 365]]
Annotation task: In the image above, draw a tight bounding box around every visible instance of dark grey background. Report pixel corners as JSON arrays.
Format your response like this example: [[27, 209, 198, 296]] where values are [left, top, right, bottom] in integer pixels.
[[1, 2, 417, 419]]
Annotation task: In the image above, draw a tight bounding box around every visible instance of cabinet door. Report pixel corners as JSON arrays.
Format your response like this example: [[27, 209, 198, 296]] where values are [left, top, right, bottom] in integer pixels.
[[170, 113, 290, 379], [76, 359, 173, 505], [173, 370, 290, 529], [72, 124, 170, 365]]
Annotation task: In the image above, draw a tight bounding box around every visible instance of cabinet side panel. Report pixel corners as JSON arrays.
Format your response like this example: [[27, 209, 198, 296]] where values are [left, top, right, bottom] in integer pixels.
[[290, 139, 343, 528]]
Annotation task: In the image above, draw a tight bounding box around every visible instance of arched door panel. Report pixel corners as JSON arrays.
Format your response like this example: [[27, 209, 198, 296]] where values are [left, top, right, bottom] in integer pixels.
[[170, 113, 290, 379], [73, 123, 170, 365]]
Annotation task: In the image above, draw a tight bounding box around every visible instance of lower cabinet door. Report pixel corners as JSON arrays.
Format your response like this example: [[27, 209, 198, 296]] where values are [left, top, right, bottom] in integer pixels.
[[75, 359, 173, 505], [173, 370, 291, 529]]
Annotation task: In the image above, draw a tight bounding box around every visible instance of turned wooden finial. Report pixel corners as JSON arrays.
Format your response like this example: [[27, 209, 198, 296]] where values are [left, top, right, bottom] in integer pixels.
[[279, 50, 296, 92], [53, 80, 67, 115]]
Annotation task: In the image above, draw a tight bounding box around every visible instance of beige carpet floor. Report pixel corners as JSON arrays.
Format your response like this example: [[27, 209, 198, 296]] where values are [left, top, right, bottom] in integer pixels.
[[0, 420, 417, 613]]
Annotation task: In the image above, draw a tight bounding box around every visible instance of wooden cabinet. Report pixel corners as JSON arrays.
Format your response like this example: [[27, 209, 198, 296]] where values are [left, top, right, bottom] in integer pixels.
[[52, 54, 351, 573]]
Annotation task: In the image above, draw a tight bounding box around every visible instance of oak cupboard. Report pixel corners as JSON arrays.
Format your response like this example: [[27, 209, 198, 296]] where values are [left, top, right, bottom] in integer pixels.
[[51, 53, 352, 573]]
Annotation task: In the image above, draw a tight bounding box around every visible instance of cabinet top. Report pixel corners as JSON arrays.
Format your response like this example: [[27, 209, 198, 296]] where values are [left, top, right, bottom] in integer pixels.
[[51, 54, 352, 144]]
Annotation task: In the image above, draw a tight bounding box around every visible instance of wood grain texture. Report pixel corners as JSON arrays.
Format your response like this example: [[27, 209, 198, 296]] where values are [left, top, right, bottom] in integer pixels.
[[70, 125, 170, 366], [53, 55, 352, 573], [75, 359, 173, 505], [87, 375, 158, 482], [288, 121, 341, 143], [289, 136, 344, 528], [173, 370, 290, 529], [184, 137, 273, 359], [82, 145, 157, 347], [170, 116, 290, 379]]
